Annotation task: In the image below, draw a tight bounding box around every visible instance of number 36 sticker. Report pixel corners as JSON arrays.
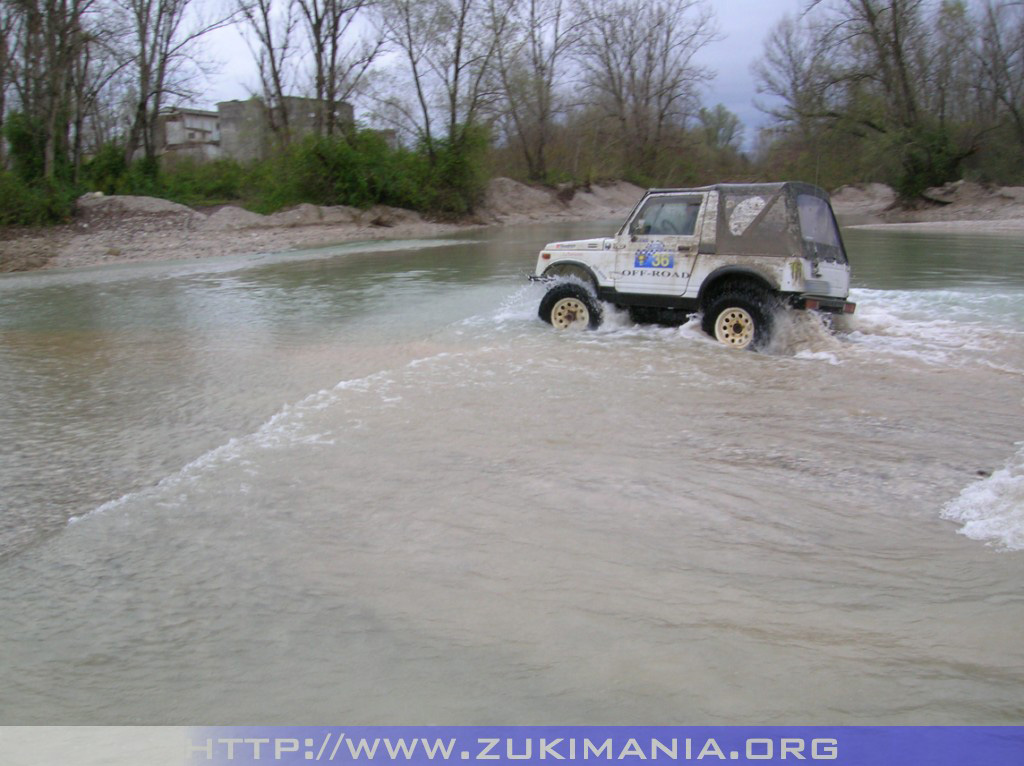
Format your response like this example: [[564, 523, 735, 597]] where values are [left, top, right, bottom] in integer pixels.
[[634, 243, 675, 269]]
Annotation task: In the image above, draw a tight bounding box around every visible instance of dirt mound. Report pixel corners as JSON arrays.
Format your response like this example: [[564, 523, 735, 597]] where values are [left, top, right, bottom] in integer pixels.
[[74, 193, 203, 232], [200, 204, 363, 230], [481, 177, 644, 223], [565, 181, 644, 218], [482, 177, 557, 221], [360, 205, 422, 227], [266, 203, 327, 227], [912, 181, 1024, 221], [321, 205, 361, 224], [200, 206, 270, 230], [831, 183, 898, 218], [834, 180, 1024, 226]]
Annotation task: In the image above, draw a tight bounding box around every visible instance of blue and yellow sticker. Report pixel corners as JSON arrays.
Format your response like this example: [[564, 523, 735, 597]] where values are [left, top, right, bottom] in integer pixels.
[[634, 241, 675, 269]]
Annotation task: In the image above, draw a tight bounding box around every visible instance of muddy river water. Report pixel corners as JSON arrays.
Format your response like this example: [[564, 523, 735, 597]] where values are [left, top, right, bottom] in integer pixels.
[[0, 222, 1022, 724]]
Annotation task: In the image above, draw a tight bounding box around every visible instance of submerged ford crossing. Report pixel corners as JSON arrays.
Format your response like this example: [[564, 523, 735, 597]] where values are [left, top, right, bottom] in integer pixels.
[[532, 182, 856, 349]]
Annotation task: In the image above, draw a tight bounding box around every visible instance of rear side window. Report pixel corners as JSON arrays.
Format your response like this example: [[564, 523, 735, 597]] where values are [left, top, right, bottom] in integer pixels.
[[797, 194, 845, 261], [718, 189, 794, 256]]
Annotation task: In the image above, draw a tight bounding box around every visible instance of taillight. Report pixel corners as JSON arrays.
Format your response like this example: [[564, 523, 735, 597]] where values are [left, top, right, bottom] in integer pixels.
[[805, 298, 820, 310], [541, 252, 551, 260], [844, 302, 856, 314]]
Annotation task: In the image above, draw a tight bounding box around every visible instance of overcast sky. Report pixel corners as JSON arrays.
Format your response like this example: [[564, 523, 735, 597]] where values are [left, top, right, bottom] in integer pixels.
[[694, 0, 807, 142], [201, 0, 807, 143]]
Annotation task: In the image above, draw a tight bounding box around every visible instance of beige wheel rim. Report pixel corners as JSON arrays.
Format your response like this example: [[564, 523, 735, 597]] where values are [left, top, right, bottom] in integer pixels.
[[714, 307, 755, 348], [550, 297, 591, 330]]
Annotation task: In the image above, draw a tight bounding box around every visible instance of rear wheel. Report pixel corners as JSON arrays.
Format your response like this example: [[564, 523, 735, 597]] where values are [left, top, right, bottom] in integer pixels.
[[539, 283, 603, 330], [702, 289, 773, 349]]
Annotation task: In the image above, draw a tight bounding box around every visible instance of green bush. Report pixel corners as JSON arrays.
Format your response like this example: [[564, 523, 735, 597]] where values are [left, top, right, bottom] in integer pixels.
[[116, 156, 162, 197], [161, 157, 244, 205], [244, 129, 440, 214], [83, 143, 128, 195], [1, 124, 494, 227], [3, 112, 49, 183], [0, 171, 74, 225], [419, 125, 489, 217], [892, 127, 965, 200]]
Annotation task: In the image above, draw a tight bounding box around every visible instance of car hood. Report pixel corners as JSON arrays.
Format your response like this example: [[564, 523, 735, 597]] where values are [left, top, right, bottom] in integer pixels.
[[543, 238, 614, 252]]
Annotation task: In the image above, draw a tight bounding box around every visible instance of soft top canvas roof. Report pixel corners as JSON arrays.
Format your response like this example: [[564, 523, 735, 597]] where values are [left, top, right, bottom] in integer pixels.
[[639, 182, 846, 262], [644, 181, 828, 198]]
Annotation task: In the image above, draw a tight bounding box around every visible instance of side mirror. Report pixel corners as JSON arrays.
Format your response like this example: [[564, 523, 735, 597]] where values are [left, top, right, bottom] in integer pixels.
[[629, 218, 645, 240]]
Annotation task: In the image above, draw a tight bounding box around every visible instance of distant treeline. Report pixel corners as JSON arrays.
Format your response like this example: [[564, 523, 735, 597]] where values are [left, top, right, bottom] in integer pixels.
[[753, 0, 1024, 198], [1, 0, 1022, 226]]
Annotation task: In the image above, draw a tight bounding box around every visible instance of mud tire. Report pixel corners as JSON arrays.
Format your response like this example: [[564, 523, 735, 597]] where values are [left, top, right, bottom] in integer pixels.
[[539, 283, 603, 330], [702, 289, 774, 349]]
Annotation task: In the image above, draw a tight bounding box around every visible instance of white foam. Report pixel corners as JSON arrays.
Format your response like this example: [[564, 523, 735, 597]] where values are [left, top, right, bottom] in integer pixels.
[[490, 284, 1024, 373], [462, 284, 544, 327], [677, 314, 711, 342], [942, 443, 1024, 551], [835, 288, 1024, 368], [764, 309, 843, 358], [794, 350, 842, 365], [593, 302, 636, 332]]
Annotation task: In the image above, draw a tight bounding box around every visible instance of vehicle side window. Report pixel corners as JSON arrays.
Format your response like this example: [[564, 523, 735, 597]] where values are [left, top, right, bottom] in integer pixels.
[[635, 199, 702, 236]]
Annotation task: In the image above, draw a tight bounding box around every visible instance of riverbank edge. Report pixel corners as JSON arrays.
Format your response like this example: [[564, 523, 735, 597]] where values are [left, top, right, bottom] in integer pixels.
[[4, 178, 1024, 274], [0, 178, 646, 274]]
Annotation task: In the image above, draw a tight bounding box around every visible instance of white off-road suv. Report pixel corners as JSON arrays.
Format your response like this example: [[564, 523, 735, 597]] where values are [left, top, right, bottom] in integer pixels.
[[532, 182, 856, 349]]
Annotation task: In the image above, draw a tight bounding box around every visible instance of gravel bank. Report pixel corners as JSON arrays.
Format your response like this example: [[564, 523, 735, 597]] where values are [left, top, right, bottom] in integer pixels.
[[0, 179, 645, 273]]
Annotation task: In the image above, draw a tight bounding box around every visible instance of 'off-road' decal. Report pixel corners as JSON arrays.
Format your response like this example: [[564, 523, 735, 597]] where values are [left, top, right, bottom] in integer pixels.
[[634, 241, 675, 269]]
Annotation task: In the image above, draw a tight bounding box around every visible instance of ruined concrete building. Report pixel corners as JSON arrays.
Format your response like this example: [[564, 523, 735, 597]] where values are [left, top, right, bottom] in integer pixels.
[[156, 108, 221, 162], [155, 97, 355, 164]]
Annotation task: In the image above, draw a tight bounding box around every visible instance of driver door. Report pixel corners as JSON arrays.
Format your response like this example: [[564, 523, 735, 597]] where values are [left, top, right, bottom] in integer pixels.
[[615, 194, 707, 295]]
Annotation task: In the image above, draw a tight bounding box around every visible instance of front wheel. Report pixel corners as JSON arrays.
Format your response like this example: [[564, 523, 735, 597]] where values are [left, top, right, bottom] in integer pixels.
[[539, 283, 603, 330], [702, 290, 773, 349]]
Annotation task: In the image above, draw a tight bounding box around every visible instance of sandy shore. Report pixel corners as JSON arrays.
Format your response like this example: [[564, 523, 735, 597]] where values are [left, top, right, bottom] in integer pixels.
[[4, 177, 1024, 274], [0, 179, 645, 273], [832, 179, 1024, 232]]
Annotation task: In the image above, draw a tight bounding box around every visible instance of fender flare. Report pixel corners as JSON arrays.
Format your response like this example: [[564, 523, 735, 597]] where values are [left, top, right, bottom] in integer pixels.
[[541, 261, 601, 290], [697, 266, 778, 306]]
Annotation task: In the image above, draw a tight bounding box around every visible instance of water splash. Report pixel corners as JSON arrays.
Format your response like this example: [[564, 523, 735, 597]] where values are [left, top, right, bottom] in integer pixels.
[[942, 443, 1024, 551]]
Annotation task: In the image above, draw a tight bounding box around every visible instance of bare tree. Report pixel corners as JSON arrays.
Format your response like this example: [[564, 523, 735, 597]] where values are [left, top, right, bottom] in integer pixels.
[[294, 0, 383, 136], [492, 0, 582, 180], [928, 0, 978, 128], [238, 0, 298, 144], [977, 0, 1024, 152], [7, 1, 39, 123], [753, 13, 839, 138], [376, 0, 512, 157], [843, 0, 927, 129], [68, 15, 132, 177], [3, 0, 104, 179], [574, 0, 716, 177], [115, 0, 237, 165], [0, 1, 15, 168]]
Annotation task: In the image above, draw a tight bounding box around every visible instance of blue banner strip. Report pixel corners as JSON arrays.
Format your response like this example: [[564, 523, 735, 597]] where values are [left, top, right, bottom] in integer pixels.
[[187, 726, 1024, 766]]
